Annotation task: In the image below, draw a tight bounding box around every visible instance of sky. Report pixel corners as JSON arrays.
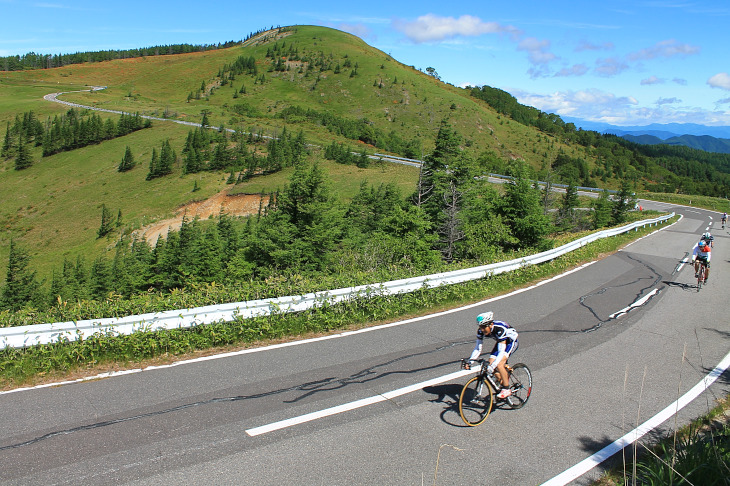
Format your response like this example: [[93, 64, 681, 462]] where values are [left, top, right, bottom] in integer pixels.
[[2, 0, 729, 127]]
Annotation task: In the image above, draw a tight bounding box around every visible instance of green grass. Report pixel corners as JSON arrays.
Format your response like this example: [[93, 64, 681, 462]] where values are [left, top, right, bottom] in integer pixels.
[[639, 191, 730, 213]]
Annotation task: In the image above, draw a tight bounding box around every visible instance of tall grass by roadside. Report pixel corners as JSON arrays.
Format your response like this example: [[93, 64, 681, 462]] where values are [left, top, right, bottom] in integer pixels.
[[0, 215, 674, 388], [595, 395, 730, 486]]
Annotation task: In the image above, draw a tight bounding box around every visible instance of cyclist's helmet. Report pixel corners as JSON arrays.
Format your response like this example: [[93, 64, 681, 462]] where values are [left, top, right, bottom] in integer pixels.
[[476, 311, 494, 326]]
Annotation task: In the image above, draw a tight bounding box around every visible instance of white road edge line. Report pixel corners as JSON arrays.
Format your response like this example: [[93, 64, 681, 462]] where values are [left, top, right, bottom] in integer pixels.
[[540, 350, 730, 486], [2, 262, 596, 396], [245, 369, 474, 436]]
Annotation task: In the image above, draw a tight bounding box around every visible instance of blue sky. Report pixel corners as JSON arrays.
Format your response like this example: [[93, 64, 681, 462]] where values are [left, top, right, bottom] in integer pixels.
[[2, 0, 729, 127]]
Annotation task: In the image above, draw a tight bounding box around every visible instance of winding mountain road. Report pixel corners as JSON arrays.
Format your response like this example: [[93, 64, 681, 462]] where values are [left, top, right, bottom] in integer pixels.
[[1, 199, 728, 485]]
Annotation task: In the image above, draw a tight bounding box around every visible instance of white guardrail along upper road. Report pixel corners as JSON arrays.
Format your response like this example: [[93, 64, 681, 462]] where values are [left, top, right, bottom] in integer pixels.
[[0, 213, 674, 349]]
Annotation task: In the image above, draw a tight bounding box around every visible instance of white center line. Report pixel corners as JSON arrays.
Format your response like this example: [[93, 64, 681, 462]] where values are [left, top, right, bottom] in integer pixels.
[[245, 369, 473, 436]]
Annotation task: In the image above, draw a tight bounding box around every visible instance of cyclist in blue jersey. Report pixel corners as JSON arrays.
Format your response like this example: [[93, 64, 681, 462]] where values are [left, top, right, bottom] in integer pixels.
[[467, 311, 519, 399]]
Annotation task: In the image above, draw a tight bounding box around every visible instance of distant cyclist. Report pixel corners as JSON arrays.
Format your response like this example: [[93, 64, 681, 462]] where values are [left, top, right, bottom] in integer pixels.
[[702, 231, 714, 248], [467, 311, 519, 399], [722, 213, 727, 228], [691, 239, 712, 283]]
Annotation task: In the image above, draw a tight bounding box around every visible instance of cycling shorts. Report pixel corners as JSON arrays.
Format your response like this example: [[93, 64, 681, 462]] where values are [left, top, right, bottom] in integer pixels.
[[490, 339, 518, 359]]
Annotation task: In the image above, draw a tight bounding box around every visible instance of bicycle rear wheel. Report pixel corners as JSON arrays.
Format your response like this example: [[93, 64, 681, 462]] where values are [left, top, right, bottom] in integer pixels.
[[458, 376, 494, 426], [505, 363, 532, 409]]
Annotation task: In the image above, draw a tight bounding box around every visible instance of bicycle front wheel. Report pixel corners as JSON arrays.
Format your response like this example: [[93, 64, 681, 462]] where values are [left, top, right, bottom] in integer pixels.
[[505, 364, 532, 409], [697, 265, 704, 292], [458, 376, 494, 426]]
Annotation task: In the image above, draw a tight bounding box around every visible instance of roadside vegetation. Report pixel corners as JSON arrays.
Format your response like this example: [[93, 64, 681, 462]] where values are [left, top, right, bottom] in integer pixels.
[[595, 395, 730, 486], [0, 212, 672, 388]]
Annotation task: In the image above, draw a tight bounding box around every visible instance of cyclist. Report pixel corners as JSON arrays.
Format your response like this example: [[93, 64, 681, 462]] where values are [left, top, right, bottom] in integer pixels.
[[722, 213, 727, 228], [691, 239, 712, 283], [467, 311, 519, 399], [702, 231, 714, 248]]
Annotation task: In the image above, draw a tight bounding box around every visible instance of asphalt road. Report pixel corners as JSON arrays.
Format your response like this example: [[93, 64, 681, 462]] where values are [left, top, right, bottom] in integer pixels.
[[1, 200, 728, 486]]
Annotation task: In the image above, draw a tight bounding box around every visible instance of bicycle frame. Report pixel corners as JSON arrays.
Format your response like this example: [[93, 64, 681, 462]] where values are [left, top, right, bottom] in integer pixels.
[[462, 359, 506, 395]]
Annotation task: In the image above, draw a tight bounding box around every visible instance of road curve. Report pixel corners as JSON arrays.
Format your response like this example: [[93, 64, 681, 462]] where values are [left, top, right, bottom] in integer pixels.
[[1, 199, 728, 485]]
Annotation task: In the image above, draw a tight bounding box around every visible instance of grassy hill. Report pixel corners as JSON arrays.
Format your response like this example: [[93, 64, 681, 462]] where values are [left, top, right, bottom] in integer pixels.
[[3, 24, 715, 284], [0, 25, 589, 281]]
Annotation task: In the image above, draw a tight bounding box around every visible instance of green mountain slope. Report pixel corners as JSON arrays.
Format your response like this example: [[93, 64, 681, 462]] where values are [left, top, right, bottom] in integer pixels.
[[0, 25, 727, 282], [0, 25, 579, 278]]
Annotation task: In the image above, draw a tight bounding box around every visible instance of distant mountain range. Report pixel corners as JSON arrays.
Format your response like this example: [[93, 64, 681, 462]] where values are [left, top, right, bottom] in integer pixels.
[[562, 119, 730, 154]]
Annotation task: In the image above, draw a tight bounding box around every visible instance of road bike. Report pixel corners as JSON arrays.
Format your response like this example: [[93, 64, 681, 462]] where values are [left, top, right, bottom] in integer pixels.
[[458, 358, 532, 426], [696, 260, 708, 292]]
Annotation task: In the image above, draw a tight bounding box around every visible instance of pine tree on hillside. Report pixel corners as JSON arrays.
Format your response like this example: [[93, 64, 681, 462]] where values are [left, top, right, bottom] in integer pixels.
[[1, 121, 12, 158], [146, 148, 160, 180], [0, 240, 40, 311], [592, 190, 612, 229], [158, 139, 175, 176], [118, 145, 135, 172], [97, 204, 115, 238], [14, 134, 33, 170]]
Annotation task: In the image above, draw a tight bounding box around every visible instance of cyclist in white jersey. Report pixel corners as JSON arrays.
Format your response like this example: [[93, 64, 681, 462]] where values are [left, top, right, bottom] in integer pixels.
[[691, 239, 712, 283], [467, 311, 519, 399]]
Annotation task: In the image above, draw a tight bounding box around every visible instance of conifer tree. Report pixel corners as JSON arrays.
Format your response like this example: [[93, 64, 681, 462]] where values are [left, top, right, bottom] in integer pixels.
[[146, 148, 160, 180], [0, 240, 40, 311], [118, 145, 135, 172], [1, 121, 12, 158], [89, 256, 112, 299], [592, 190, 612, 229], [14, 134, 33, 170], [97, 204, 115, 238], [158, 139, 175, 176], [501, 162, 552, 249]]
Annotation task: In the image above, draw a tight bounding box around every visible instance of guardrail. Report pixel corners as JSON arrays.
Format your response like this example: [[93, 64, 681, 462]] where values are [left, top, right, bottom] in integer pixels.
[[0, 213, 674, 350]]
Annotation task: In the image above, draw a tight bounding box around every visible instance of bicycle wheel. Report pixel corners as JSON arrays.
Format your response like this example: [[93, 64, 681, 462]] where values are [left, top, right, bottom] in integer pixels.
[[697, 265, 704, 292], [458, 376, 494, 426], [505, 363, 532, 409]]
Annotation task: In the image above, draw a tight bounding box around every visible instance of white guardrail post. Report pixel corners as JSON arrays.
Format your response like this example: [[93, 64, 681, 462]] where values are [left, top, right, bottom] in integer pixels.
[[0, 213, 674, 349]]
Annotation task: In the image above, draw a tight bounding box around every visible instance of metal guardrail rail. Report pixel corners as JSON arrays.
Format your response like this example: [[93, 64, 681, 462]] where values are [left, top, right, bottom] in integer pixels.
[[0, 213, 674, 350]]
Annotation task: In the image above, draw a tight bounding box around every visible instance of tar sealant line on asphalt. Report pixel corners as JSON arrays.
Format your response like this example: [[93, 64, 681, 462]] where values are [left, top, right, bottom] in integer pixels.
[[539, 349, 730, 486], [2, 262, 597, 396], [245, 368, 474, 436]]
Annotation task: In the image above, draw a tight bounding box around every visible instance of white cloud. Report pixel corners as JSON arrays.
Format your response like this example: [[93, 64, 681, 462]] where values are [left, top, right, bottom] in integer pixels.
[[640, 75, 664, 85], [517, 37, 557, 65], [507, 87, 730, 125], [574, 40, 614, 52], [655, 97, 681, 105], [392, 14, 521, 43], [708, 72, 730, 90], [672, 78, 687, 86], [594, 57, 630, 76], [554, 64, 589, 77], [627, 39, 700, 61]]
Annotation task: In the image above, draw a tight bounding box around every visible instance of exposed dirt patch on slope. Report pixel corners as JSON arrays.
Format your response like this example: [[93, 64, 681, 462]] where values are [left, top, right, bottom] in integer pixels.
[[136, 190, 267, 244]]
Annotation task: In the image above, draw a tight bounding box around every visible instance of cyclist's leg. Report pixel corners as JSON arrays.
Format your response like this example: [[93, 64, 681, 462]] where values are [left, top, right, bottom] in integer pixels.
[[492, 341, 516, 388]]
